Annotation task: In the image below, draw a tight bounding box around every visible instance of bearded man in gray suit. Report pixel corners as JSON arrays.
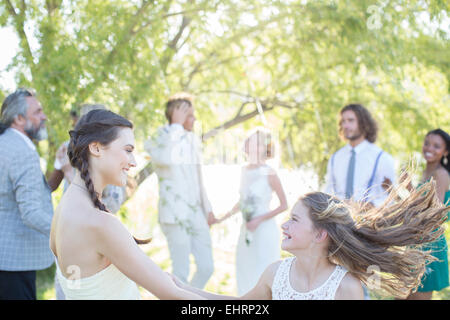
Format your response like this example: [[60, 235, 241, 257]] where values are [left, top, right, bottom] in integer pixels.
[[0, 88, 54, 300]]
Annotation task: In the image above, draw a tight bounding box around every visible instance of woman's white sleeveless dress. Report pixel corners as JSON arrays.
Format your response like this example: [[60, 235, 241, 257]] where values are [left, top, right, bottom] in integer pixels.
[[236, 165, 281, 295], [272, 257, 348, 300], [55, 260, 141, 300]]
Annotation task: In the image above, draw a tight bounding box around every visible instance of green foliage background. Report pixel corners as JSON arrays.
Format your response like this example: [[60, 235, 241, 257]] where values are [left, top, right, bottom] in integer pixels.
[[1, 0, 449, 182], [1, 0, 449, 300]]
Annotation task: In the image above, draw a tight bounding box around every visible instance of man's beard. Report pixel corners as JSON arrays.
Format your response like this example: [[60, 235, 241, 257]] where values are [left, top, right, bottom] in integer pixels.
[[24, 120, 48, 141], [345, 131, 364, 142]]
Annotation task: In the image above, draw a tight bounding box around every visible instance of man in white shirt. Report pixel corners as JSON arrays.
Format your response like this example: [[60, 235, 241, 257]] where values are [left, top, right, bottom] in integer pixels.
[[325, 103, 396, 208], [324, 104, 396, 300], [145, 93, 217, 289]]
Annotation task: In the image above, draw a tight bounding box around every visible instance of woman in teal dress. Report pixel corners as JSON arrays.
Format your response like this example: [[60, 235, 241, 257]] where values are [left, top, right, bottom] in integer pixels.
[[406, 129, 450, 300]]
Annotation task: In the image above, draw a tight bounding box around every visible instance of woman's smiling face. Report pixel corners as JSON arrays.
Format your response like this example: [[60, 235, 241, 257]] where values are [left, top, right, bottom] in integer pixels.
[[96, 127, 137, 187], [422, 133, 448, 165]]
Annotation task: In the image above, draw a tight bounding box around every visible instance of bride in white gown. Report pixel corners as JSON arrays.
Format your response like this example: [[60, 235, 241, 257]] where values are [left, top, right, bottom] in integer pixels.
[[49, 109, 203, 300], [218, 129, 288, 295]]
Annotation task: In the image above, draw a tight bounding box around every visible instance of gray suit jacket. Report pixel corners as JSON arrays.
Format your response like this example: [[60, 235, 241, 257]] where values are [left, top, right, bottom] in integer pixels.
[[0, 129, 54, 271]]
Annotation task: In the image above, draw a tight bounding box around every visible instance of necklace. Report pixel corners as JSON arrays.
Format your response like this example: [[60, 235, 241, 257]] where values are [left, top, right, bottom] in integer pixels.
[[71, 182, 88, 191]]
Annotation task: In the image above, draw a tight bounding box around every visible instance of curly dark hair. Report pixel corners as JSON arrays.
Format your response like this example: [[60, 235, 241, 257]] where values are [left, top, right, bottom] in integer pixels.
[[339, 104, 378, 143], [67, 109, 151, 245], [426, 128, 450, 174]]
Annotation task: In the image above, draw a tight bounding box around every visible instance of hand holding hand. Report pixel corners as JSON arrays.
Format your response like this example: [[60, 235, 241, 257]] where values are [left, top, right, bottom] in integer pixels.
[[398, 168, 413, 186], [216, 212, 231, 224], [207, 212, 219, 227], [246, 216, 263, 232], [398, 169, 415, 192], [166, 272, 185, 289], [381, 177, 392, 191]]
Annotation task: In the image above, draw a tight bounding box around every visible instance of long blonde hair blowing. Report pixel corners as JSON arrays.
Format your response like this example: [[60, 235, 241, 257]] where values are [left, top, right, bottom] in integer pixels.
[[301, 179, 449, 298]]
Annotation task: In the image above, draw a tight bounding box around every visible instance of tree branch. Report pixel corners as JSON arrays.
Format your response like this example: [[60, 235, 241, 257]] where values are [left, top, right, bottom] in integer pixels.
[[235, 101, 252, 118], [76, 0, 155, 102], [4, 0, 35, 67], [201, 97, 298, 141], [179, 44, 277, 89], [180, 52, 216, 89], [45, 0, 62, 16], [3, 0, 17, 16], [168, 15, 191, 50], [133, 7, 214, 35], [159, 10, 193, 72], [202, 104, 275, 141], [106, 0, 154, 64], [199, 12, 289, 61]]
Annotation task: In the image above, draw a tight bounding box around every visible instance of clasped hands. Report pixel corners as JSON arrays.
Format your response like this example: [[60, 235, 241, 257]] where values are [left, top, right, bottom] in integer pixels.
[[209, 211, 264, 232]]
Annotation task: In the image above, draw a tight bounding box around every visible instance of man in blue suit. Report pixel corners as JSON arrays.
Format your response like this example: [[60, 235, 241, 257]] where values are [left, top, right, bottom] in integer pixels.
[[0, 88, 54, 300]]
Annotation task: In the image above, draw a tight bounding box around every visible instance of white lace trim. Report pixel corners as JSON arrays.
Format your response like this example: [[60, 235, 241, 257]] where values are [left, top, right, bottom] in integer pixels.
[[272, 257, 348, 300]]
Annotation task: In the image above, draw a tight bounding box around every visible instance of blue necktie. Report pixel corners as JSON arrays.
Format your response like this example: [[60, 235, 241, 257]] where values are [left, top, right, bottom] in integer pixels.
[[345, 149, 356, 199]]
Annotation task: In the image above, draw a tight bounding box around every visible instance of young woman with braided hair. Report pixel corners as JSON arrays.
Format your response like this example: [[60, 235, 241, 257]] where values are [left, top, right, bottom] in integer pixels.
[[172, 180, 449, 299], [49, 109, 204, 300]]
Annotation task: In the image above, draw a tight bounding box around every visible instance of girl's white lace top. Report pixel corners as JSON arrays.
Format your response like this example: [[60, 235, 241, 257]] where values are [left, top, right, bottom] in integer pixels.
[[272, 257, 348, 300]]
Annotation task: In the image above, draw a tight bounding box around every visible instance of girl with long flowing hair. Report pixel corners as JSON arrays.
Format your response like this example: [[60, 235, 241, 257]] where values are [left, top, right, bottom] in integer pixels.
[[172, 179, 449, 299]]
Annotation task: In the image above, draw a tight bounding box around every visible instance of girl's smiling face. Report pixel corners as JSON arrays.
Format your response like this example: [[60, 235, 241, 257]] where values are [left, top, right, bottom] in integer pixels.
[[281, 200, 318, 252]]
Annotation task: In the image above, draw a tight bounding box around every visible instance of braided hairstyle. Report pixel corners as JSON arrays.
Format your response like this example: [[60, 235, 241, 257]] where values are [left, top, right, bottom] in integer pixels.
[[67, 109, 151, 245]]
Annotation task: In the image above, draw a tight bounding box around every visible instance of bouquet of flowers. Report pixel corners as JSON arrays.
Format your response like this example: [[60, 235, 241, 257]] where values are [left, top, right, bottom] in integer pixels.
[[240, 194, 258, 246]]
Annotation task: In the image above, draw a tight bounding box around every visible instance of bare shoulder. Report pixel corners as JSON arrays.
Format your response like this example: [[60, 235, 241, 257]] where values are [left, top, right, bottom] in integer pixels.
[[255, 259, 283, 287], [335, 272, 364, 300], [259, 259, 283, 290], [240, 259, 283, 299], [88, 208, 125, 234], [263, 260, 283, 285], [433, 167, 450, 184], [266, 166, 280, 182], [264, 164, 277, 175], [267, 259, 283, 274]]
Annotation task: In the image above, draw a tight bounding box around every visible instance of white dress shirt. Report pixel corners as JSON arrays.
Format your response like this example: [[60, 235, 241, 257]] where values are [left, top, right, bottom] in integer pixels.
[[324, 140, 396, 207]]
